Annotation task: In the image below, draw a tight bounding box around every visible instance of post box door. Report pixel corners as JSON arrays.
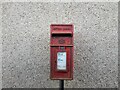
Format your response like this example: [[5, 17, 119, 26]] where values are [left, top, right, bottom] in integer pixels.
[[50, 47, 73, 79]]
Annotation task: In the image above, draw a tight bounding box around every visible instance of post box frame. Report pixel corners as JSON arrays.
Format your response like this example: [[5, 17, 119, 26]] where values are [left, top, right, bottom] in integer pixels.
[[50, 24, 74, 80]]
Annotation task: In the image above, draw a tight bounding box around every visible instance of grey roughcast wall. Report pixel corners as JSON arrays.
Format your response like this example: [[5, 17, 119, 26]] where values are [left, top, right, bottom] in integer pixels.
[[2, 2, 118, 88]]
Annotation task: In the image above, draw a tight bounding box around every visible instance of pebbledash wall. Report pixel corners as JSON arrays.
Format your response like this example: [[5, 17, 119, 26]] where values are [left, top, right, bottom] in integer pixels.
[[2, 1, 118, 88]]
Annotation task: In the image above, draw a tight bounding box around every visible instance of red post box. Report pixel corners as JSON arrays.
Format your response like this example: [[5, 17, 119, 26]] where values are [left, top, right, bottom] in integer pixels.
[[50, 24, 74, 80]]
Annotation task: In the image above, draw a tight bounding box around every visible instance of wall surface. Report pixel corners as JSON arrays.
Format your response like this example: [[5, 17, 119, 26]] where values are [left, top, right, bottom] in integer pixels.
[[2, 2, 118, 88], [119, 2, 120, 89], [0, 1, 2, 90]]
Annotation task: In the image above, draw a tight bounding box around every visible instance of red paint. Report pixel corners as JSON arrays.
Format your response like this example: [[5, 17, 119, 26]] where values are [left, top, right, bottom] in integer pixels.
[[50, 24, 74, 80]]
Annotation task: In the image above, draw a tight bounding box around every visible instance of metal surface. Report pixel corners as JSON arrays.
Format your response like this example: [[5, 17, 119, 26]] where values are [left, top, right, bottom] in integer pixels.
[[59, 80, 64, 90], [50, 24, 74, 80]]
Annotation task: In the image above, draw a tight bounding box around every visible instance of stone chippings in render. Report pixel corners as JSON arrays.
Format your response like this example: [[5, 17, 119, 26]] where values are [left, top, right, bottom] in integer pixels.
[[2, 2, 118, 88]]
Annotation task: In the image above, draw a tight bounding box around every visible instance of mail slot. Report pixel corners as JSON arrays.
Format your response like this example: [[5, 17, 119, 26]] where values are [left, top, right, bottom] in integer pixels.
[[50, 24, 74, 80]]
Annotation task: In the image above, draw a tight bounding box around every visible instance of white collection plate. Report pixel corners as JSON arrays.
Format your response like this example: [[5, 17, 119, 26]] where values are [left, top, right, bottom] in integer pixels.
[[57, 52, 66, 70]]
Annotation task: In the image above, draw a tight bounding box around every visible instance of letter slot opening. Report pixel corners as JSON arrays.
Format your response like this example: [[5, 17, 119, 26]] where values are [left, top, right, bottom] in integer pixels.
[[52, 34, 72, 37]]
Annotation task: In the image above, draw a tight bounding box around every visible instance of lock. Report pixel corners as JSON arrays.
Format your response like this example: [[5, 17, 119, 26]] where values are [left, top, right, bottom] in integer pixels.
[[50, 24, 74, 80]]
